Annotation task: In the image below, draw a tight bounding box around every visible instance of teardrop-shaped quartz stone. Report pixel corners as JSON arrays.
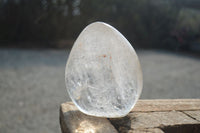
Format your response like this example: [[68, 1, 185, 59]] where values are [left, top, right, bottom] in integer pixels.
[[65, 22, 143, 118]]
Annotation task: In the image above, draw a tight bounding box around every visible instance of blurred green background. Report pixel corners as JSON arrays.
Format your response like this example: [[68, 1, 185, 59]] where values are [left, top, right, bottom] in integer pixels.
[[1, 0, 200, 51]]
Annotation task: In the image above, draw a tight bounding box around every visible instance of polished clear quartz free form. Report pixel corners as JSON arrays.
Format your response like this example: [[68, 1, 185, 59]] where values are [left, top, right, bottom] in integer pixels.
[[65, 22, 143, 118]]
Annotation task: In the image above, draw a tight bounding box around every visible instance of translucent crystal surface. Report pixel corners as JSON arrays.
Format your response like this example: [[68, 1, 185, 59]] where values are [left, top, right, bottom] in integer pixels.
[[65, 22, 143, 118]]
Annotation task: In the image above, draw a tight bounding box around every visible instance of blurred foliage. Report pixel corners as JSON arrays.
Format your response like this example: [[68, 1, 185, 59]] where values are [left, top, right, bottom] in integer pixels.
[[0, 0, 200, 50], [176, 8, 200, 34]]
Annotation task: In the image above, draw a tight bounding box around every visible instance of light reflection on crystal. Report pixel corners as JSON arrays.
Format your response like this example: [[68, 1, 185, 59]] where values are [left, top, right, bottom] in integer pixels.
[[65, 22, 143, 118]]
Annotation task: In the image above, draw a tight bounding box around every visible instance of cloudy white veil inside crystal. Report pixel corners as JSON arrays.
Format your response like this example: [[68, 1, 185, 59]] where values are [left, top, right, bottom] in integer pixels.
[[65, 22, 143, 118]]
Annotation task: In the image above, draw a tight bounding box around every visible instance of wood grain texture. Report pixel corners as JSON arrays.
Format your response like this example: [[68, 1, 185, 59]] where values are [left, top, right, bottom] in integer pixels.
[[132, 99, 200, 112], [60, 99, 200, 133]]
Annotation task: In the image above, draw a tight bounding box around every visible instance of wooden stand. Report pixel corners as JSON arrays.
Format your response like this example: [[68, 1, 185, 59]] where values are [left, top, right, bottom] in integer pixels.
[[60, 99, 200, 133]]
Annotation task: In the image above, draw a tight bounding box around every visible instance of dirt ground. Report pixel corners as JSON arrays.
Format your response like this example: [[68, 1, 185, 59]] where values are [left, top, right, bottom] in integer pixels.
[[0, 49, 200, 133]]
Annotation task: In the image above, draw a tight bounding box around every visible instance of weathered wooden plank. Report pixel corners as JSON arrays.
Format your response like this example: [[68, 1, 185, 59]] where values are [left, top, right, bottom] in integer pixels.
[[60, 102, 118, 133], [60, 99, 200, 133], [183, 111, 200, 122], [128, 128, 164, 133], [132, 99, 200, 112], [110, 111, 199, 130]]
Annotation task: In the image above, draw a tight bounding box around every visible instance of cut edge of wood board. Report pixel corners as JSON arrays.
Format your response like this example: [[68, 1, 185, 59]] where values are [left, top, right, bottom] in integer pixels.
[[131, 99, 200, 112]]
